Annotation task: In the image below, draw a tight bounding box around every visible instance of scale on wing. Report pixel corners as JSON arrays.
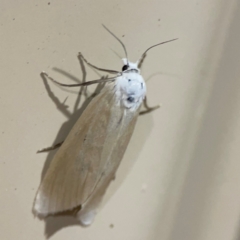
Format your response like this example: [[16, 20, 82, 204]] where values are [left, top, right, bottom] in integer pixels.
[[34, 83, 139, 217]]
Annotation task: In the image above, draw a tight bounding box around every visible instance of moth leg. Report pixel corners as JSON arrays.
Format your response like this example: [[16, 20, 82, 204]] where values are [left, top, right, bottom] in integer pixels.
[[40, 72, 72, 119], [139, 97, 160, 115], [78, 52, 119, 74], [42, 71, 116, 87], [37, 141, 64, 153]]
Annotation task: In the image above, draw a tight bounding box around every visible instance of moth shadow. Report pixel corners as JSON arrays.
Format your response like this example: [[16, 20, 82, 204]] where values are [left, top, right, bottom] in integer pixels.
[[35, 56, 156, 238]]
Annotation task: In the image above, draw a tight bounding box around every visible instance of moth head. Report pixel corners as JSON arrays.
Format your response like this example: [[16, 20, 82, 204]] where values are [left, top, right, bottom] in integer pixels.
[[121, 58, 140, 73]]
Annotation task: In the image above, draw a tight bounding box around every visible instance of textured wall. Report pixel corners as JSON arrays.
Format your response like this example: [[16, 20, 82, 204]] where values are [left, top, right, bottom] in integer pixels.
[[1, 0, 240, 239]]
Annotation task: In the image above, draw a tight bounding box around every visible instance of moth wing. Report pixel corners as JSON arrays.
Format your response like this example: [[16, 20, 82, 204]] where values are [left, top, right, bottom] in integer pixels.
[[78, 98, 139, 225], [34, 85, 139, 216]]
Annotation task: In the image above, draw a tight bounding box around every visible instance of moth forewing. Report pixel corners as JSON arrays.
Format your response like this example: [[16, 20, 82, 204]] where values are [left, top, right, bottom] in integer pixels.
[[78, 102, 139, 225], [34, 79, 141, 225]]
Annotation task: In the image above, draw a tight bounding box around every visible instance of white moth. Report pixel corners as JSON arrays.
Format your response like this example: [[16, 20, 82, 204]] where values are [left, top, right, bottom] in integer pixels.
[[33, 25, 177, 226]]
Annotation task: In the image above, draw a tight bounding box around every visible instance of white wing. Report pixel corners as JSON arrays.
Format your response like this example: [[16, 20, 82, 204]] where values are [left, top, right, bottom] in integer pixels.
[[34, 83, 139, 217]]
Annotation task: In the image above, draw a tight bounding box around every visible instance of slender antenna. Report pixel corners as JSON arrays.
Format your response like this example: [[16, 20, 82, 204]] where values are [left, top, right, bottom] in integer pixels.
[[138, 38, 178, 68], [102, 24, 129, 66]]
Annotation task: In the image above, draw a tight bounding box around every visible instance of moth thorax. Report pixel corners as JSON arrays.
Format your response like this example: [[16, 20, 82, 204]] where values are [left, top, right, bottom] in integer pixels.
[[115, 71, 146, 111]]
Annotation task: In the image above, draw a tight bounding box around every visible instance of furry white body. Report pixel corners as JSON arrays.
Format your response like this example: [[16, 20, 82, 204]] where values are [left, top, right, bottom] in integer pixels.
[[115, 61, 146, 110]]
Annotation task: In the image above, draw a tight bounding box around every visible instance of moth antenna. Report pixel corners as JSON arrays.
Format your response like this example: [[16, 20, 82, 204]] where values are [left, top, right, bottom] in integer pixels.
[[102, 24, 129, 67], [138, 38, 178, 69]]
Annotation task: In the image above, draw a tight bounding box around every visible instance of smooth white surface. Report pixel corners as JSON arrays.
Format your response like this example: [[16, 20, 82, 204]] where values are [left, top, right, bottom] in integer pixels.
[[1, 0, 240, 239]]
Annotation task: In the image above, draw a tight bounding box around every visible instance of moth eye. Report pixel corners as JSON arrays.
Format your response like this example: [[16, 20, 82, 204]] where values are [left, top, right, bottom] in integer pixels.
[[128, 79, 131, 82], [127, 96, 134, 102], [122, 65, 128, 71]]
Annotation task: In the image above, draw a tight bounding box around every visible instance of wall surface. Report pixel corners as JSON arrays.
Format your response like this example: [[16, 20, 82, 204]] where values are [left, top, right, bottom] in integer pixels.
[[1, 0, 240, 239]]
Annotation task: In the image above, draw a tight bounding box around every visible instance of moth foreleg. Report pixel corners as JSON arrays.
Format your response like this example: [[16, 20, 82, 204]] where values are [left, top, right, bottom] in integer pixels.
[[42, 71, 115, 88], [37, 141, 64, 153], [139, 97, 160, 115], [78, 52, 119, 74]]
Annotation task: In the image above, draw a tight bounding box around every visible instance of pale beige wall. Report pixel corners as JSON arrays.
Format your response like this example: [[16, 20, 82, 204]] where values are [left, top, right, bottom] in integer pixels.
[[1, 0, 240, 239]]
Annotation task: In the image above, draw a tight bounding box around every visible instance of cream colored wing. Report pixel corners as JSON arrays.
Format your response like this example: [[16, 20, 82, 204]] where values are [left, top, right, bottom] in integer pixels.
[[34, 83, 139, 216]]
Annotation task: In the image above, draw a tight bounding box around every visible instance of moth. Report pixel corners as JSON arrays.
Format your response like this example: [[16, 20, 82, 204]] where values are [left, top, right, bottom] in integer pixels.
[[33, 25, 177, 226]]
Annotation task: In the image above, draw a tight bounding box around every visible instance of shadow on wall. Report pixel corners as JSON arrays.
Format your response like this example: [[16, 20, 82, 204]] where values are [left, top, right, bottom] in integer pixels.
[[33, 54, 154, 238]]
